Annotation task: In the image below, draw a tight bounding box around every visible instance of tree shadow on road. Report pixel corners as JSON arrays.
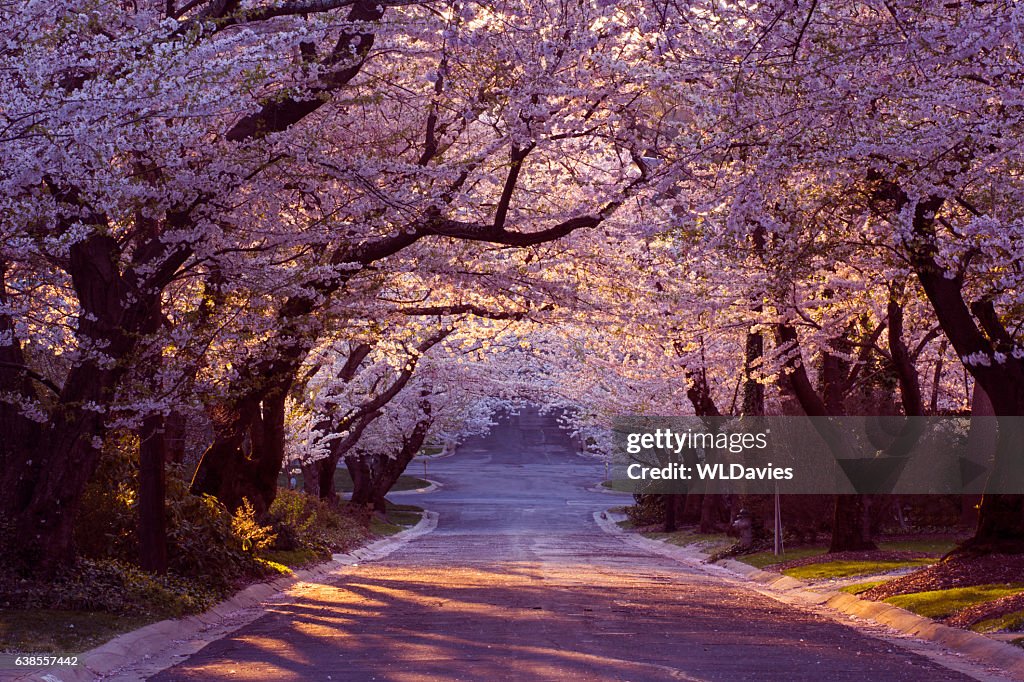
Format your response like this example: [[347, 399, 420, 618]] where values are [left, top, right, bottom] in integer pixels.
[[150, 561, 971, 681]]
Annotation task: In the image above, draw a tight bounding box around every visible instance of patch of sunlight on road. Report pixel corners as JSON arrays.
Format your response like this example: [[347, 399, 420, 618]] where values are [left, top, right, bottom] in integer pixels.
[[232, 635, 314, 666]]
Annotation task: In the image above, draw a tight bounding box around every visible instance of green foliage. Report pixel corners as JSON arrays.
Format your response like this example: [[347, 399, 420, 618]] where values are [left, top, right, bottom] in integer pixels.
[[0, 609, 152, 655], [162, 469, 269, 592], [72, 435, 266, 591], [601, 479, 634, 492], [260, 549, 321, 568], [732, 546, 828, 568], [643, 529, 734, 552], [72, 441, 272, 595], [369, 502, 423, 536], [266, 488, 368, 556], [626, 494, 664, 526], [885, 584, 1024, 619], [877, 539, 958, 554], [0, 559, 215, 618], [74, 433, 140, 561], [278, 469, 429, 493], [231, 498, 277, 553]]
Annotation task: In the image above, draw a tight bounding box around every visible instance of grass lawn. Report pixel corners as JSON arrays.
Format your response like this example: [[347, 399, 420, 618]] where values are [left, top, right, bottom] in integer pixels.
[[370, 502, 424, 536], [279, 468, 430, 494], [735, 538, 956, 571], [643, 529, 734, 552], [782, 558, 935, 581], [737, 546, 827, 569], [260, 548, 322, 568], [877, 539, 958, 554], [600, 479, 635, 492], [885, 584, 1024, 619], [0, 610, 153, 655], [840, 580, 891, 595]]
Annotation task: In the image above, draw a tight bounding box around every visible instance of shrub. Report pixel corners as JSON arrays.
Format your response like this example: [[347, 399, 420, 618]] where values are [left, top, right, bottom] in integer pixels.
[[74, 432, 139, 562], [627, 494, 664, 526], [231, 498, 277, 553], [73, 440, 271, 595], [163, 470, 269, 592], [267, 489, 368, 556]]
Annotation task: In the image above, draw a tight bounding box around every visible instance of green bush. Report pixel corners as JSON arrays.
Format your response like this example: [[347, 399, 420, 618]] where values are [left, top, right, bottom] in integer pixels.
[[267, 489, 368, 557], [74, 433, 139, 562], [626, 494, 664, 526], [73, 440, 271, 595], [163, 471, 269, 592], [231, 498, 277, 553]]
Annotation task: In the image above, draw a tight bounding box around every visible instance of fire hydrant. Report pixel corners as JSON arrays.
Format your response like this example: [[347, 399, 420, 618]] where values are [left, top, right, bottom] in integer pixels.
[[732, 508, 754, 549]]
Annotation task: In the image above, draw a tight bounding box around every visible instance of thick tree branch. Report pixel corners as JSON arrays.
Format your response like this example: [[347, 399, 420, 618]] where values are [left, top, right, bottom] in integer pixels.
[[225, 1, 386, 142], [0, 361, 60, 396], [887, 293, 925, 416], [326, 327, 451, 457], [775, 323, 829, 417], [396, 303, 529, 320]]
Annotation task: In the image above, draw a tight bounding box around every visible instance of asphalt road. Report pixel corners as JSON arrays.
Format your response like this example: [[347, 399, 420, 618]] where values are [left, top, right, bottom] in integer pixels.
[[153, 410, 984, 681]]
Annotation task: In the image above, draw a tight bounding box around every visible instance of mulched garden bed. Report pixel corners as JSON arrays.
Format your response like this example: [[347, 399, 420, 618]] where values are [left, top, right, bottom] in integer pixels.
[[862, 554, 1024, 602], [945, 592, 1024, 629]]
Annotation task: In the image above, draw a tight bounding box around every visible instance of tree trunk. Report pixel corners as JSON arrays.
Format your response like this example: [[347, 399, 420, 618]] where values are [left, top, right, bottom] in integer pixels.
[[663, 495, 677, 532], [961, 384, 994, 527], [349, 397, 433, 513], [681, 492, 702, 524], [316, 457, 338, 502], [829, 495, 877, 552], [367, 416, 433, 514], [965, 416, 1024, 552], [302, 455, 340, 503], [897, 192, 1024, 552], [138, 414, 168, 574], [9, 420, 106, 575], [346, 454, 374, 507], [190, 398, 258, 508], [699, 492, 724, 534], [0, 263, 43, 523], [164, 411, 188, 465], [967, 494, 1024, 552], [743, 322, 765, 417], [300, 460, 322, 498], [2, 235, 172, 575], [191, 384, 291, 513]]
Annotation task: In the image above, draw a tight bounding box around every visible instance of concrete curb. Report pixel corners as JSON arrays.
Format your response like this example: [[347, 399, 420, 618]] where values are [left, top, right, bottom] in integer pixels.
[[388, 479, 442, 496], [586, 484, 633, 496], [19, 511, 439, 682], [413, 446, 460, 461], [594, 511, 1024, 680]]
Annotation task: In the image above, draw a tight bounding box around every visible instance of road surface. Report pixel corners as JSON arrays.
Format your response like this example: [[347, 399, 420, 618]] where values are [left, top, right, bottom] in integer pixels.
[[153, 410, 985, 681]]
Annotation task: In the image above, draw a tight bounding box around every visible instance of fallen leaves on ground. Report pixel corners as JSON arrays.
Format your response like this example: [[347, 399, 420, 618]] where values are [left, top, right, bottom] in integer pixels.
[[862, 554, 1024, 602]]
